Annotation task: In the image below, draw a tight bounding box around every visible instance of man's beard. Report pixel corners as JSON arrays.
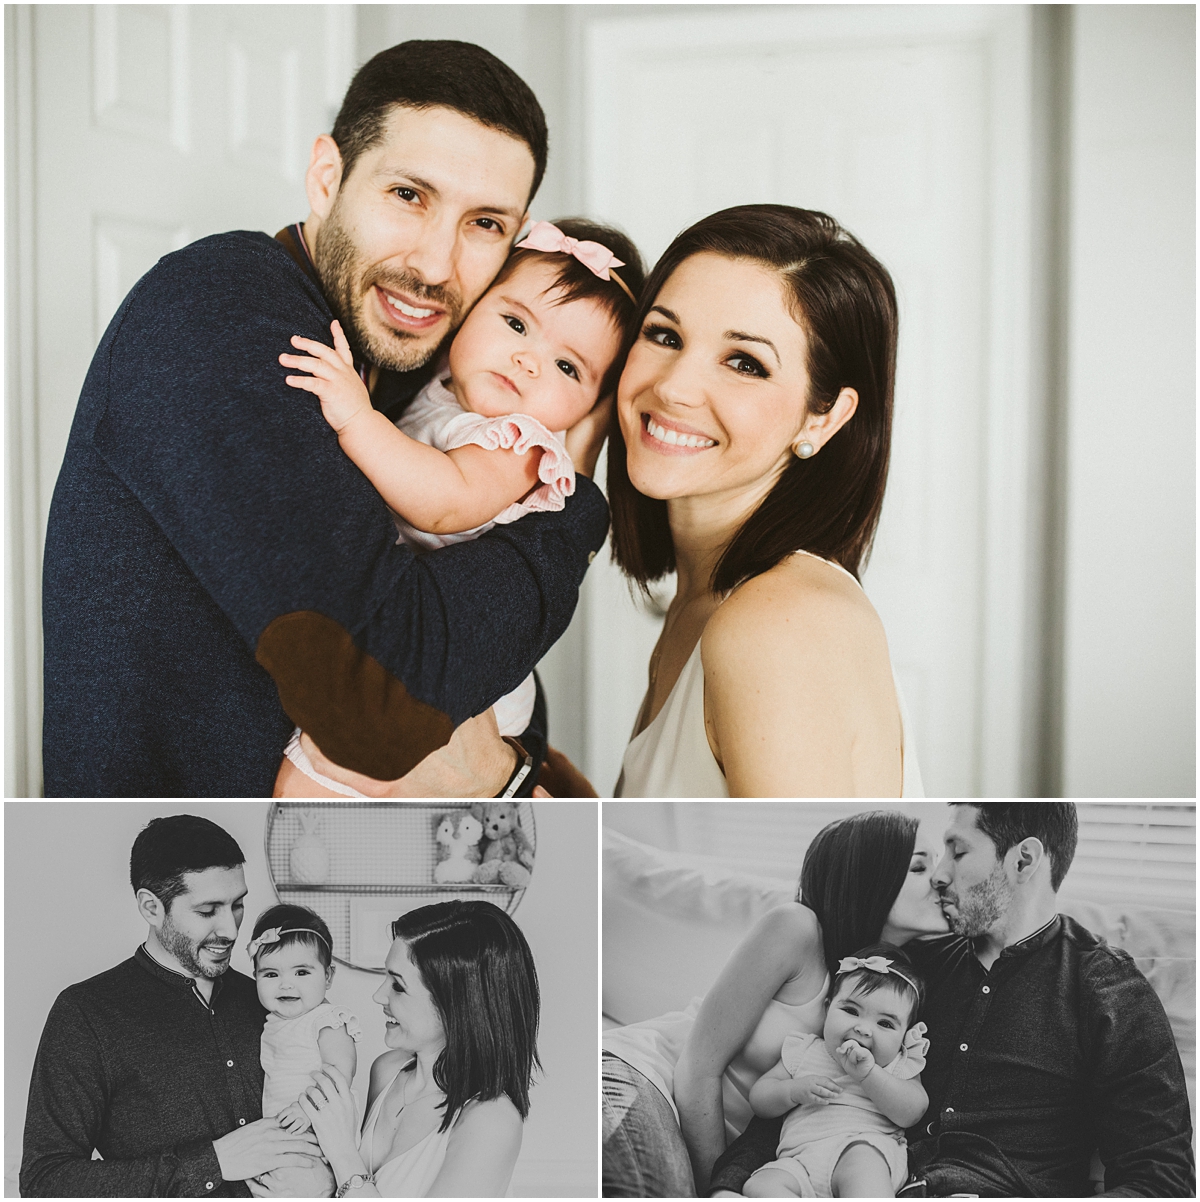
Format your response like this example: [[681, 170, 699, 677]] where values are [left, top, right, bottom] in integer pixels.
[[943, 864, 1012, 938], [313, 196, 462, 373], [160, 912, 233, 980]]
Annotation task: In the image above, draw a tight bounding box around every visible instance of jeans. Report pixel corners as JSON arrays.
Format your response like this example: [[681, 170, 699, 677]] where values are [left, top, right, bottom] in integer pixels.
[[603, 1053, 696, 1198]]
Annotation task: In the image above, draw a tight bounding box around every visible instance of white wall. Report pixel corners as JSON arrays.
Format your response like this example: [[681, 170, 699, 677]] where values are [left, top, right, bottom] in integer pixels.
[[4, 801, 597, 1197], [1061, 6, 1196, 797]]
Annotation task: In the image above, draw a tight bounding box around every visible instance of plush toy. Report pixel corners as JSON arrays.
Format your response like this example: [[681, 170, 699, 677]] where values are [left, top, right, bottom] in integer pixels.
[[433, 812, 483, 884], [471, 802, 534, 888]]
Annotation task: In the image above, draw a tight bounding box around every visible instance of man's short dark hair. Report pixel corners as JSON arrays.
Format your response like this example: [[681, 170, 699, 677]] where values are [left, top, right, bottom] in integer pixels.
[[130, 815, 245, 911], [331, 40, 548, 202], [953, 803, 1079, 891]]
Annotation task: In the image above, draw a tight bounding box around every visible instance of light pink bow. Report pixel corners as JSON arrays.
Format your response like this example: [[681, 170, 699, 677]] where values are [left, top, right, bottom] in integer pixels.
[[247, 927, 282, 959], [838, 955, 893, 974], [516, 221, 625, 281]]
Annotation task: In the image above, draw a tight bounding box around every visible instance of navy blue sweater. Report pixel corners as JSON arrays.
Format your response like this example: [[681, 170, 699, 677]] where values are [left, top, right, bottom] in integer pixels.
[[42, 231, 608, 796]]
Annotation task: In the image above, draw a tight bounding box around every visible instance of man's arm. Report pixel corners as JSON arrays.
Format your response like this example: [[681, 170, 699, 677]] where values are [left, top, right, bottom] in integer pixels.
[[92, 235, 608, 780], [21, 993, 227, 1197], [1085, 953, 1195, 1197]]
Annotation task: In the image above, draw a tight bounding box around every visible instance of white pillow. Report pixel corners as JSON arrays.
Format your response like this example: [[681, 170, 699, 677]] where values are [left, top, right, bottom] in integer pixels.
[[602, 828, 793, 1025]]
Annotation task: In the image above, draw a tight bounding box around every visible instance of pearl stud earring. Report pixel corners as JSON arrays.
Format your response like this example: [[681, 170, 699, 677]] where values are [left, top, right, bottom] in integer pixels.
[[796, 441, 815, 459]]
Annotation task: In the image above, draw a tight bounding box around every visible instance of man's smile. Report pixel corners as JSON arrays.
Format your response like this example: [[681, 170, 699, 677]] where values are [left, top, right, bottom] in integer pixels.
[[372, 284, 445, 333]]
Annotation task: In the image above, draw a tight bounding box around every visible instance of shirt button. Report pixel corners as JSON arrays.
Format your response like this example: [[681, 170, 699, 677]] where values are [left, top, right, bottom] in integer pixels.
[[226, 1060, 234, 1067], [238, 1118, 246, 1126], [205, 1183, 214, 1191], [945, 1107, 955, 1115], [982, 985, 990, 994], [588, 550, 597, 563], [960, 1043, 968, 1051]]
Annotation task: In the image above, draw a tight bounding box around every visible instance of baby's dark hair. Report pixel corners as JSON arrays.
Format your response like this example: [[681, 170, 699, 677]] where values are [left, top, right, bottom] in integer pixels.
[[829, 941, 925, 1026], [493, 217, 646, 398], [250, 903, 334, 972]]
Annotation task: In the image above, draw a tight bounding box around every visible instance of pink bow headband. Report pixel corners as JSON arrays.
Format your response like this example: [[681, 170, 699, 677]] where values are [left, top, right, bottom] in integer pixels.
[[247, 926, 331, 960], [515, 221, 636, 304], [837, 954, 918, 993]]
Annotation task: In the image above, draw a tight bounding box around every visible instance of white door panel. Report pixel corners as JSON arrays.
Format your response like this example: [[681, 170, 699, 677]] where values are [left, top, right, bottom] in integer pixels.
[[11, 4, 353, 795], [579, 6, 1035, 796]]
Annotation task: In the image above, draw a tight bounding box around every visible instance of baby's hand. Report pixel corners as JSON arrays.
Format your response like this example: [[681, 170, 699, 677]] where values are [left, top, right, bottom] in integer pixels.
[[834, 1038, 876, 1082], [276, 1101, 311, 1133], [280, 320, 372, 435], [789, 1073, 842, 1107]]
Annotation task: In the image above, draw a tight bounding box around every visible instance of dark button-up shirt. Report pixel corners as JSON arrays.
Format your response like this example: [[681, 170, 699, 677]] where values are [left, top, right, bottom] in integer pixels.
[[21, 947, 266, 1197], [905, 915, 1193, 1197], [711, 914, 1193, 1198]]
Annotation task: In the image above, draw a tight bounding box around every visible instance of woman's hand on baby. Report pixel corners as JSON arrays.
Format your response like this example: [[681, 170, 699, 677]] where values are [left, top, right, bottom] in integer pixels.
[[834, 1039, 876, 1081], [789, 1073, 842, 1106], [280, 320, 372, 435], [277, 1101, 311, 1133]]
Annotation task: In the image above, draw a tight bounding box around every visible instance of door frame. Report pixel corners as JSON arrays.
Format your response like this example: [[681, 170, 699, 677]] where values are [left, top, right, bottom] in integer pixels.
[[567, 4, 1049, 796]]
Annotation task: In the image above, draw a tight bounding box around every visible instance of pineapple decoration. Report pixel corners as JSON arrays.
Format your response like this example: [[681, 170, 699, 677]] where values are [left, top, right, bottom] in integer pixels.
[[289, 808, 330, 886]]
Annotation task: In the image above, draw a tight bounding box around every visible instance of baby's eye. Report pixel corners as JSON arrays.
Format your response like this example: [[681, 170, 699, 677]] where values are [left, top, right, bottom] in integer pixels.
[[643, 324, 681, 350], [505, 315, 526, 336], [556, 359, 580, 381], [296, 969, 310, 976], [727, 352, 768, 378]]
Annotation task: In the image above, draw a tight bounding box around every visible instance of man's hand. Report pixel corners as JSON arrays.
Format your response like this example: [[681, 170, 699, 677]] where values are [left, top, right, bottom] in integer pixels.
[[299, 708, 516, 797], [213, 1116, 321, 1182], [280, 321, 372, 435], [247, 1160, 336, 1198], [833, 1039, 876, 1082], [789, 1073, 843, 1106], [564, 391, 614, 479]]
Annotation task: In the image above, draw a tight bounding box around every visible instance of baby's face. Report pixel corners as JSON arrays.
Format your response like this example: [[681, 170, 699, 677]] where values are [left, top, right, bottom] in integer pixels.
[[254, 942, 331, 1019], [823, 980, 910, 1068], [448, 257, 621, 431]]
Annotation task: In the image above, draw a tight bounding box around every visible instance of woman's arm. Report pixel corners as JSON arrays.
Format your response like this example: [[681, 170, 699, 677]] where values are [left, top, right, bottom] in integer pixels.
[[426, 1097, 523, 1198], [703, 560, 901, 797], [675, 904, 824, 1196]]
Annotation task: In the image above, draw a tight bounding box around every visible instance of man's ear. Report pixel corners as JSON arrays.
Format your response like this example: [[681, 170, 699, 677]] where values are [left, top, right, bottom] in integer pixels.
[[1010, 836, 1046, 885], [305, 134, 344, 223], [136, 888, 166, 930]]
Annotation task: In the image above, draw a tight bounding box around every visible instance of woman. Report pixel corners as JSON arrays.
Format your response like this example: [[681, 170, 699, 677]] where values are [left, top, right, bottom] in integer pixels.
[[602, 811, 948, 1197], [297, 900, 539, 1197], [609, 204, 916, 797]]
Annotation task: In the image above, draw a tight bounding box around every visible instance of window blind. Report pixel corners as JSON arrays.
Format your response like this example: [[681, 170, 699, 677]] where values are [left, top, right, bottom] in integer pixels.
[[659, 802, 1195, 910]]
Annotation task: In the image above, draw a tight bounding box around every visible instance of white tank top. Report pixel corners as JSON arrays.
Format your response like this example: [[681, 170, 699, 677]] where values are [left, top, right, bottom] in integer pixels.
[[615, 551, 924, 797]]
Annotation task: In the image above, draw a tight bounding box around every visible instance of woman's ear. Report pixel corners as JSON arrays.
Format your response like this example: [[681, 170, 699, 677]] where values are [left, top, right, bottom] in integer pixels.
[[795, 386, 859, 457]]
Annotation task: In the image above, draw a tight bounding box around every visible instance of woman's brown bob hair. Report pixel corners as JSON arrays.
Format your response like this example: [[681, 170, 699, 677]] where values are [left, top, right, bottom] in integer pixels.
[[607, 204, 897, 591]]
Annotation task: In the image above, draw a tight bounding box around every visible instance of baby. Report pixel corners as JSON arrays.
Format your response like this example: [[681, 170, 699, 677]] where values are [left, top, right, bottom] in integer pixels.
[[248, 904, 360, 1131], [744, 943, 929, 1199], [278, 218, 645, 796]]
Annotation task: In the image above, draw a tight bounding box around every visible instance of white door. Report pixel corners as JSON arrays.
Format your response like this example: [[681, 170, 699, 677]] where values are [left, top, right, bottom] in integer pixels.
[[7, 4, 354, 796], [576, 6, 1038, 796]]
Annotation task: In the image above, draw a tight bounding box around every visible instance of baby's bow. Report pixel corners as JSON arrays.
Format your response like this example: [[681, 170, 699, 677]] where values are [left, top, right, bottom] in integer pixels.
[[247, 928, 281, 959], [516, 221, 625, 281], [838, 954, 893, 974]]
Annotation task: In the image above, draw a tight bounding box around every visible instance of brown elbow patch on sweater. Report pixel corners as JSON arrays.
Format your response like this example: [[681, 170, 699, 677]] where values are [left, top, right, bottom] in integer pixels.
[[257, 610, 454, 781]]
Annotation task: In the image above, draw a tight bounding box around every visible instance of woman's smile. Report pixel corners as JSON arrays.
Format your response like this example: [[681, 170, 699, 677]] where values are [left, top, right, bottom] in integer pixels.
[[640, 412, 718, 452]]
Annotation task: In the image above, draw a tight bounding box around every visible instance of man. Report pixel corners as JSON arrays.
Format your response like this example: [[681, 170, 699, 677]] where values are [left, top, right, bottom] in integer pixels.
[[21, 815, 324, 1196], [901, 803, 1193, 1196], [710, 804, 1194, 1197], [43, 41, 608, 796]]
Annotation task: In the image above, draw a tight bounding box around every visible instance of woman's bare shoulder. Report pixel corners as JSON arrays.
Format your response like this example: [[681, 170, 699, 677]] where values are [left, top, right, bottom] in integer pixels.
[[703, 555, 888, 674], [368, 1048, 409, 1089], [453, 1094, 523, 1143], [749, 901, 822, 955]]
